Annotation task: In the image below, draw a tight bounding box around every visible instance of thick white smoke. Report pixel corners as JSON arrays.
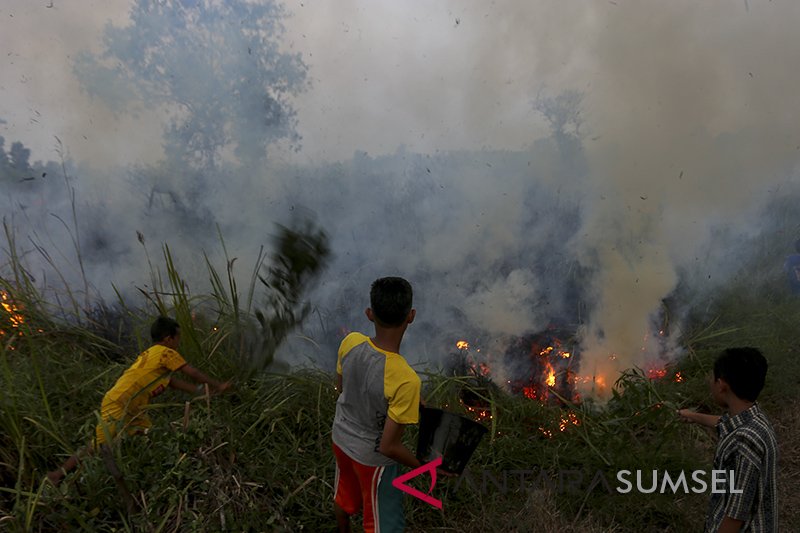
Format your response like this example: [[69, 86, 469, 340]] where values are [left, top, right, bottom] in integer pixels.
[[2, 1, 800, 396]]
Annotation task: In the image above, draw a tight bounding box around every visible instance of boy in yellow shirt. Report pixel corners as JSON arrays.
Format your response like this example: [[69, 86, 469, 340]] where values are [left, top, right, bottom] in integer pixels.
[[47, 316, 229, 484]]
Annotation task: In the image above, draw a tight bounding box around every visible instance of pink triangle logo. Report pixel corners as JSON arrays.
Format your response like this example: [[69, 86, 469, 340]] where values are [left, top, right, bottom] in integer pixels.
[[391, 457, 443, 509]]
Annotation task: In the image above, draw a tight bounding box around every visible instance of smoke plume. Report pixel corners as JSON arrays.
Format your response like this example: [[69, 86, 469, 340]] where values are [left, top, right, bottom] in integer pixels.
[[2, 1, 800, 397]]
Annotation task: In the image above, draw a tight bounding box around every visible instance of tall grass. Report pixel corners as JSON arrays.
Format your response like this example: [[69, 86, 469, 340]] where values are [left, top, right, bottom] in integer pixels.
[[0, 216, 332, 531], [2, 218, 800, 531]]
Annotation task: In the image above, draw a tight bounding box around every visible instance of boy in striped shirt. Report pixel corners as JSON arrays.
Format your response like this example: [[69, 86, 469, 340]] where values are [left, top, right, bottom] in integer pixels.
[[679, 347, 777, 532]]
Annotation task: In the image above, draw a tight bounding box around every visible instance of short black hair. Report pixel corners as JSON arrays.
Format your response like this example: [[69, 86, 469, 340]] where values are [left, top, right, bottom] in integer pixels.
[[370, 277, 413, 327], [150, 316, 180, 342], [713, 347, 768, 402]]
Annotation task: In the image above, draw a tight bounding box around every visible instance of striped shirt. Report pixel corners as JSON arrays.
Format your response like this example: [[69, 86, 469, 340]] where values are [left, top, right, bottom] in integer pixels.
[[705, 403, 777, 532]]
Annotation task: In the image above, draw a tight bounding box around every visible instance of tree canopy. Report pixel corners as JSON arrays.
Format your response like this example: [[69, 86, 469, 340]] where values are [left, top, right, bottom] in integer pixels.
[[75, 0, 308, 169]]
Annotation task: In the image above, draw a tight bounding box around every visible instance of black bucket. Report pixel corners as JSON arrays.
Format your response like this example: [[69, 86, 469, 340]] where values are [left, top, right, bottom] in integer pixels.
[[416, 406, 488, 474]]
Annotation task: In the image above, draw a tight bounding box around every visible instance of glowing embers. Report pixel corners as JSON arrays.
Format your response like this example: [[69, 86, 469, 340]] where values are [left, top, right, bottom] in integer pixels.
[[458, 383, 493, 423], [452, 340, 491, 379], [646, 365, 684, 383], [451, 333, 591, 435], [450, 329, 583, 405], [461, 400, 493, 423], [1, 291, 24, 329], [504, 329, 580, 405], [452, 342, 494, 423], [538, 411, 581, 439], [0, 290, 26, 350]]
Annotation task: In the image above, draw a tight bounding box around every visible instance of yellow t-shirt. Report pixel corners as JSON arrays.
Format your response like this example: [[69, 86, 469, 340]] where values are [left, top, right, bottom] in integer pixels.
[[96, 344, 186, 443]]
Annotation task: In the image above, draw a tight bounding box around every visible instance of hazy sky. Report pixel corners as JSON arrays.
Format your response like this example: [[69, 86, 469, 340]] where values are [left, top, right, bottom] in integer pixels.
[[2, 0, 591, 165], [0, 1, 781, 165]]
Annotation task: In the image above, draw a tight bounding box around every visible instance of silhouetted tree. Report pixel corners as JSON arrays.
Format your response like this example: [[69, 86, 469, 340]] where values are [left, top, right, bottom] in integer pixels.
[[75, 0, 308, 170]]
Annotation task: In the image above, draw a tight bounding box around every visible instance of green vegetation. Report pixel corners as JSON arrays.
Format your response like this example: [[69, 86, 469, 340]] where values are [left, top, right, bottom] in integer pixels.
[[1, 228, 799, 532]]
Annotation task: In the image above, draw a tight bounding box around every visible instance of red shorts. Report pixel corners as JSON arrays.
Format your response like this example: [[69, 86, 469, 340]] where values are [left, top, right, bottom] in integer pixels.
[[333, 442, 404, 533]]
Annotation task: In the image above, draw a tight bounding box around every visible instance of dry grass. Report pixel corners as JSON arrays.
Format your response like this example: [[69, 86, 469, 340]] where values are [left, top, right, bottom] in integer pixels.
[[408, 488, 620, 533], [3, 219, 800, 531]]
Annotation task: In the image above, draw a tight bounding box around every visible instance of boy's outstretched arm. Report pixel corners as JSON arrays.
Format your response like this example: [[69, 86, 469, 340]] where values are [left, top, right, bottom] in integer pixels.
[[677, 409, 720, 428], [170, 364, 231, 394], [379, 418, 421, 469]]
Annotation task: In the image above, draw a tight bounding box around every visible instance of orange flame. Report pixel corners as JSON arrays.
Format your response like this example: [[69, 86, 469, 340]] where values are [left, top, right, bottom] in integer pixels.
[[1, 291, 26, 350], [545, 363, 556, 387], [1, 291, 25, 329], [456, 340, 469, 350]]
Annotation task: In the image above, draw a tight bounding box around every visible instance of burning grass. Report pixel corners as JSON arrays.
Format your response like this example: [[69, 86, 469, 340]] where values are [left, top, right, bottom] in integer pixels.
[[2, 235, 800, 531]]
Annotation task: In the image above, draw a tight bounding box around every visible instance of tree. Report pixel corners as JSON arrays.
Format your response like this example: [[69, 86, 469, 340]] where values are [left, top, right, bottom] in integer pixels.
[[75, 0, 308, 170], [0, 136, 31, 184], [0, 136, 59, 192]]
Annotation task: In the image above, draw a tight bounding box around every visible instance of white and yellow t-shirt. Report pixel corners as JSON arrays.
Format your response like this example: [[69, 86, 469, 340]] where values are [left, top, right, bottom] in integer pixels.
[[332, 332, 421, 466]]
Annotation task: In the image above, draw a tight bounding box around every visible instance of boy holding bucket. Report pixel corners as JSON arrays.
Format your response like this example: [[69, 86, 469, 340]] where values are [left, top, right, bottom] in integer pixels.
[[331, 277, 422, 533]]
